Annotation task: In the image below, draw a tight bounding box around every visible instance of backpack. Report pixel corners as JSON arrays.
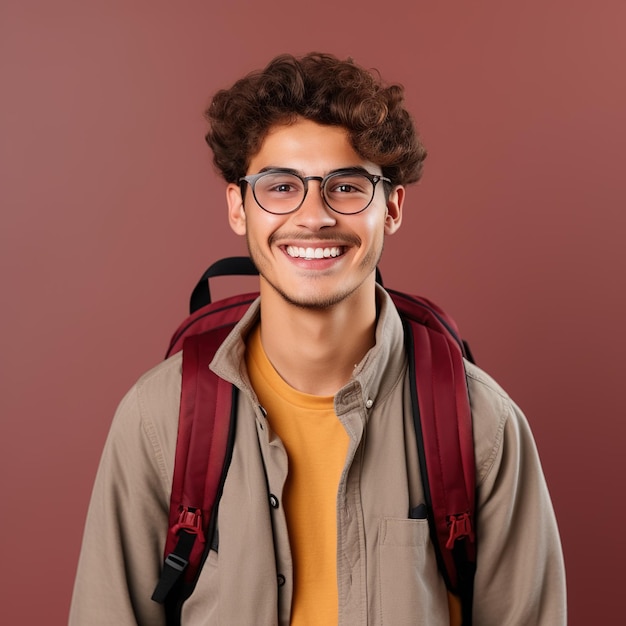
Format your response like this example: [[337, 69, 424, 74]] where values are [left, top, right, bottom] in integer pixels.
[[151, 256, 477, 625]]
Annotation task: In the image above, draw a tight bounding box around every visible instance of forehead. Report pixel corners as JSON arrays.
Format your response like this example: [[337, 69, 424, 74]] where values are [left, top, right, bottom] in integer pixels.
[[248, 118, 380, 175]]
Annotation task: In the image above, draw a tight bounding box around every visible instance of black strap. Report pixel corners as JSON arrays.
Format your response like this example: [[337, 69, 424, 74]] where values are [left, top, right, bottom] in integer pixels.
[[151, 531, 196, 604], [453, 541, 476, 625], [189, 257, 258, 313]]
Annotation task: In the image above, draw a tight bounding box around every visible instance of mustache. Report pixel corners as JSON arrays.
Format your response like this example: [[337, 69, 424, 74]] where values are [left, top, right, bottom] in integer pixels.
[[269, 231, 361, 246]]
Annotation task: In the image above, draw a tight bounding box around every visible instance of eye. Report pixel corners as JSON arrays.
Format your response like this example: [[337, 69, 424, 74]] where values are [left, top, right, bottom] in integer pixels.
[[326, 174, 370, 196], [334, 183, 358, 193], [273, 182, 297, 193], [258, 173, 304, 195]]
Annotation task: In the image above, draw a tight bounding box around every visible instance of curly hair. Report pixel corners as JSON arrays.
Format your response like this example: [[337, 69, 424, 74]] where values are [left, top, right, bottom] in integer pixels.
[[205, 53, 426, 186]]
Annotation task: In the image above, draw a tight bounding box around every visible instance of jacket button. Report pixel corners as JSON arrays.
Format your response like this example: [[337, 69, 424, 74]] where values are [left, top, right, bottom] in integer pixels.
[[269, 494, 279, 509], [277, 574, 286, 587]]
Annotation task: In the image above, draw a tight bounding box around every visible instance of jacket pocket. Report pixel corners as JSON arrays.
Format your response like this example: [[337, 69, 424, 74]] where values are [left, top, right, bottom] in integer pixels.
[[378, 518, 449, 625]]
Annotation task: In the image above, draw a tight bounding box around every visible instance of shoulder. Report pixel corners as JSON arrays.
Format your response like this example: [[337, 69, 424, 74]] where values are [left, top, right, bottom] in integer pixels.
[[106, 353, 183, 480], [463, 360, 529, 485], [132, 351, 183, 412], [464, 360, 511, 421], [113, 352, 182, 428]]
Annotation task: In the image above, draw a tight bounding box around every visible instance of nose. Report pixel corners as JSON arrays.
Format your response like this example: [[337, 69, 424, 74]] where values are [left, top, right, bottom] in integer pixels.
[[293, 179, 337, 230]]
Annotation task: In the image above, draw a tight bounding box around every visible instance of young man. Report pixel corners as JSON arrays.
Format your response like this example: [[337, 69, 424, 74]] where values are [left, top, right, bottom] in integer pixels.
[[70, 53, 566, 625]]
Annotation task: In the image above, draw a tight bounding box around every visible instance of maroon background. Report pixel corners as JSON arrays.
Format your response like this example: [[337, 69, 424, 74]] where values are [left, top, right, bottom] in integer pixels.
[[2, 1, 625, 623]]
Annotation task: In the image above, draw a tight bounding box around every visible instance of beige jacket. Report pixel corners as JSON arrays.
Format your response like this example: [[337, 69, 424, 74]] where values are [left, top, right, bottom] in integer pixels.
[[70, 287, 566, 625]]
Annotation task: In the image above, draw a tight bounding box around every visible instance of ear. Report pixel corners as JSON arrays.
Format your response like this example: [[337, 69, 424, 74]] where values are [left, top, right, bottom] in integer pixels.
[[384, 185, 404, 235], [227, 183, 247, 236]]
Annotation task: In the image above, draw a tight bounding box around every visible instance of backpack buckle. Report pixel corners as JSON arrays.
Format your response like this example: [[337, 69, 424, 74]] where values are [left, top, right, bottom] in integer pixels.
[[172, 507, 205, 543], [164, 553, 189, 572], [446, 512, 475, 550]]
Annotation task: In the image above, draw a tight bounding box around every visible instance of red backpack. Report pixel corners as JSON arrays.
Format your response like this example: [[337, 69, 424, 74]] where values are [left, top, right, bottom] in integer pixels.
[[152, 257, 477, 625]]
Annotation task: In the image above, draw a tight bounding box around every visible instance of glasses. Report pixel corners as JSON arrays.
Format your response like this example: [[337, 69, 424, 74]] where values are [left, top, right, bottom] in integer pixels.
[[239, 168, 392, 215]]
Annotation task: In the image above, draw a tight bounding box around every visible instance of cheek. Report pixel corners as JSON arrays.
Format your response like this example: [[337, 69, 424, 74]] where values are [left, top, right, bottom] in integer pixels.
[[359, 210, 387, 241], [246, 212, 289, 246]]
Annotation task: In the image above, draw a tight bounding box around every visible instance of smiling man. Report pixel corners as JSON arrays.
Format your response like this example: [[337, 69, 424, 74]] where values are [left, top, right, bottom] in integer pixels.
[[228, 118, 402, 396], [70, 53, 566, 625]]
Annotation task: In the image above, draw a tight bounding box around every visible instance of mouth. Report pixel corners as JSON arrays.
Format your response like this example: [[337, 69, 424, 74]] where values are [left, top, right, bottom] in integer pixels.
[[285, 245, 346, 260]]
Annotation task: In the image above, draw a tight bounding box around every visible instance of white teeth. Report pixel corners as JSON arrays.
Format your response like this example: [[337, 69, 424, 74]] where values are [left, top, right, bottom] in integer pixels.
[[286, 246, 343, 259]]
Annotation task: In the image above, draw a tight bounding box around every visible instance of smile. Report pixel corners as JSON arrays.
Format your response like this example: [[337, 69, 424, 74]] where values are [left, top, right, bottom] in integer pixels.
[[286, 246, 345, 260]]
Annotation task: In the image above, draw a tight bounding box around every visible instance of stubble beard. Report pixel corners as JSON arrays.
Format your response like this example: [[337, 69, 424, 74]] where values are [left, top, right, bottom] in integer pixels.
[[246, 234, 384, 311]]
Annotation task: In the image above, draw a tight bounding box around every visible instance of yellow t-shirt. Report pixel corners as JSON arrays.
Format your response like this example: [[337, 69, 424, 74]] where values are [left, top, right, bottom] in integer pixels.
[[246, 326, 349, 625]]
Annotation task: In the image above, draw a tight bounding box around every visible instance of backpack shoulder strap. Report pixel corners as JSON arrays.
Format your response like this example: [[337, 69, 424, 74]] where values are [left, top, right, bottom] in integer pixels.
[[389, 290, 477, 624], [151, 327, 238, 623]]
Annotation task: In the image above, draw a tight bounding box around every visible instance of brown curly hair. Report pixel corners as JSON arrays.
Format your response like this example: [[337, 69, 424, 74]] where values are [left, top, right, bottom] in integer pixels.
[[205, 53, 426, 186]]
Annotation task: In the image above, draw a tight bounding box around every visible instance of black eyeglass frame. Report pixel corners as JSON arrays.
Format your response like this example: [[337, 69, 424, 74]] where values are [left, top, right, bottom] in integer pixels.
[[238, 168, 392, 215]]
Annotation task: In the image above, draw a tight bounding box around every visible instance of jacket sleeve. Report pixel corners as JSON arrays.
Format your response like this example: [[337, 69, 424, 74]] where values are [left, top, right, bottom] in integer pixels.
[[69, 379, 172, 626], [471, 376, 567, 625]]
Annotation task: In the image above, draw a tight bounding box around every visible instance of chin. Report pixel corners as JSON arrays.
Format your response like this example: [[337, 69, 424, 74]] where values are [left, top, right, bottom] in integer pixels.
[[267, 278, 363, 311]]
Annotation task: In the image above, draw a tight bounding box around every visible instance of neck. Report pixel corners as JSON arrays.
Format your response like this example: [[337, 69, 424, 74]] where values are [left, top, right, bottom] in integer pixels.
[[258, 280, 377, 396]]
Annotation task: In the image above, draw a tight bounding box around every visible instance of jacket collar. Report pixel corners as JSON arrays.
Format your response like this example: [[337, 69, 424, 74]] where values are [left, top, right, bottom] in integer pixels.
[[210, 284, 407, 414]]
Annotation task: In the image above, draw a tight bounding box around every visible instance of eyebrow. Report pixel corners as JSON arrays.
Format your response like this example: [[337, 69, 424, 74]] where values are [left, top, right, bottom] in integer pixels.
[[256, 165, 376, 177]]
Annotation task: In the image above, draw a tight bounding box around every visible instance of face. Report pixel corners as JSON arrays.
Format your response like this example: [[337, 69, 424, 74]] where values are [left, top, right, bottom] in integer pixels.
[[226, 118, 404, 311]]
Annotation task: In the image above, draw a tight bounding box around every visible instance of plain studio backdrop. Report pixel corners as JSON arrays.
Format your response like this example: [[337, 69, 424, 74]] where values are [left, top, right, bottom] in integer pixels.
[[1, 1, 624, 623]]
